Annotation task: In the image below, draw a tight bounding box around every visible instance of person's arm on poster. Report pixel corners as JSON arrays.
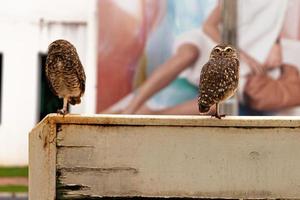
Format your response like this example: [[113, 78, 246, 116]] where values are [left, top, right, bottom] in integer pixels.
[[119, 3, 225, 115], [204, 2, 265, 75], [264, 38, 283, 69], [121, 44, 199, 114]]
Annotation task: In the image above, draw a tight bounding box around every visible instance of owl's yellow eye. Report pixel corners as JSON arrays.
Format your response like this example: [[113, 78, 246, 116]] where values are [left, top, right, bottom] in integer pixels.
[[214, 48, 221, 53], [225, 48, 233, 52]]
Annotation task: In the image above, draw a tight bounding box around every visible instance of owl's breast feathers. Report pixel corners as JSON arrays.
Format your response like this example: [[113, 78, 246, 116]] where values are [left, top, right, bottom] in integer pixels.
[[198, 57, 239, 107]]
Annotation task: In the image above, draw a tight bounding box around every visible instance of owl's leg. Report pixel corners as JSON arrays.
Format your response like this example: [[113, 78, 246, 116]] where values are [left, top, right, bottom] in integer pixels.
[[57, 97, 69, 115], [212, 103, 225, 119]]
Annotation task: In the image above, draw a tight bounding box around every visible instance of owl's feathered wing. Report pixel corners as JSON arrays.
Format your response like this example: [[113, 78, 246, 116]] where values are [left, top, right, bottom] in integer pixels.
[[198, 58, 239, 107], [45, 54, 59, 97], [65, 47, 86, 97], [74, 59, 86, 96]]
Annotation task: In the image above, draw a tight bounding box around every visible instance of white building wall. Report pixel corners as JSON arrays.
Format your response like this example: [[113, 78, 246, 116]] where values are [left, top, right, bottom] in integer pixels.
[[0, 0, 97, 166]]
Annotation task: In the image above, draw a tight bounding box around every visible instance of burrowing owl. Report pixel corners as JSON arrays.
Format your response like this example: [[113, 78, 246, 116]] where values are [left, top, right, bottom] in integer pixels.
[[45, 39, 86, 115], [198, 44, 239, 119]]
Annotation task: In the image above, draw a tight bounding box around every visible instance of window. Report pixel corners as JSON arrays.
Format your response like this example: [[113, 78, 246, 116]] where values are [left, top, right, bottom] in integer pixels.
[[38, 53, 63, 121]]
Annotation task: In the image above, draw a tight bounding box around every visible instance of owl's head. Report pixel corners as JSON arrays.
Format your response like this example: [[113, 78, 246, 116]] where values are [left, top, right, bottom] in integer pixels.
[[48, 39, 75, 52], [210, 44, 238, 59]]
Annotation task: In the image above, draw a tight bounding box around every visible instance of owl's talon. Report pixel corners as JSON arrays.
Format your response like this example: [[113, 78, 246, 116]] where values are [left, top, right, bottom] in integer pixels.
[[57, 109, 68, 116], [211, 114, 226, 119]]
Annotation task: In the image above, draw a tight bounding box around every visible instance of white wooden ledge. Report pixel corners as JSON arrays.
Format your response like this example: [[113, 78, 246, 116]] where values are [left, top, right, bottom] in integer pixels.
[[29, 114, 300, 199]]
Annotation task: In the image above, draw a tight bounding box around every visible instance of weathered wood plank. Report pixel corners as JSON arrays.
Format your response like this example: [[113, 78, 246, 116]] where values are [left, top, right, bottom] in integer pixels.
[[56, 124, 300, 199], [44, 114, 300, 127], [29, 115, 300, 199], [29, 117, 56, 200]]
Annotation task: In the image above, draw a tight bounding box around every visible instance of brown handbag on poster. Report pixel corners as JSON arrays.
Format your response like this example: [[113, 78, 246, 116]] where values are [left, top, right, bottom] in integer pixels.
[[244, 64, 300, 111]]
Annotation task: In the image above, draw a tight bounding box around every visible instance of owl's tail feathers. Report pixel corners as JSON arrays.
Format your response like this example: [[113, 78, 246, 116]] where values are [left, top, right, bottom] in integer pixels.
[[69, 97, 81, 105], [198, 103, 210, 113]]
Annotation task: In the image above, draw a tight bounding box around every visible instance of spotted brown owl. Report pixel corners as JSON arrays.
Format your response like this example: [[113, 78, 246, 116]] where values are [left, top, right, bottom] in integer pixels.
[[45, 39, 86, 115], [198, 44, 239, 119]]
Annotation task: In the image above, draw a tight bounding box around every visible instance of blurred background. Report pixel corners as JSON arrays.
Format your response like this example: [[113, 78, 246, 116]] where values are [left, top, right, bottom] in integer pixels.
[[0, 0, 217, 166], [1, 0, 300, 197], [0, 0, 216, 196], [0, 0, 97, 196]]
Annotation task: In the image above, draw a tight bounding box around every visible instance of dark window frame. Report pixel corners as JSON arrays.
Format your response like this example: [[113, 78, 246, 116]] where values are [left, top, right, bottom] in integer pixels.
[[38, 53, 63, 121]]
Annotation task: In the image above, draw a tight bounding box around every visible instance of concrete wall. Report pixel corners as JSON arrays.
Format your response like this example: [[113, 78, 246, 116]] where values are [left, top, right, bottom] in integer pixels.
[[0, 0, 97, 165]]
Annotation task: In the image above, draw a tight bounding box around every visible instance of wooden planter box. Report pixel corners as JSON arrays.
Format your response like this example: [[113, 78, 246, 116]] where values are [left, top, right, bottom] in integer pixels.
[[29, 114, 300, 199]]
